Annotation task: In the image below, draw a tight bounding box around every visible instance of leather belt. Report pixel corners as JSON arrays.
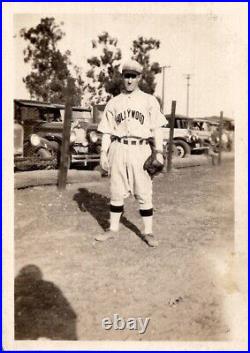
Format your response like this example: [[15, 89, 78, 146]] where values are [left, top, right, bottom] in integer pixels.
[[115, 137, 149, 145]]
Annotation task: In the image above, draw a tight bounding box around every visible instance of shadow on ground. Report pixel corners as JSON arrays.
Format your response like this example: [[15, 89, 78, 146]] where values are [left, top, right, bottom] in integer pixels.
[[73, 188, 142, 237], [15, 265, 77, 340]]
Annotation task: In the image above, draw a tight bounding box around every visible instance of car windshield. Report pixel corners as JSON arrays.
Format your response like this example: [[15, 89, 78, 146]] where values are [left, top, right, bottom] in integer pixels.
[[60, 110, 92, 124], [15, 101, 92, 125], [162, 118, 192, 129], [73, 110, 92, 123], [175, 119, 191, 129], [192, 121, 210, 131], [19, 106, 62, 122]]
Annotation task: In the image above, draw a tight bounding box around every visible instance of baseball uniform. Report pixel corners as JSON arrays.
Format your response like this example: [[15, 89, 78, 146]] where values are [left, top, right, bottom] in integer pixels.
[[98, 88, 166, 206]]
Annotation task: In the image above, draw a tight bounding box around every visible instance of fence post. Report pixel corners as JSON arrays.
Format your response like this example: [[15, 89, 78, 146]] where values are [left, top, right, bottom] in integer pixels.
[[218, 111, 223, 165], [167, 100, 176, 172], [58, 78, 74, 190]]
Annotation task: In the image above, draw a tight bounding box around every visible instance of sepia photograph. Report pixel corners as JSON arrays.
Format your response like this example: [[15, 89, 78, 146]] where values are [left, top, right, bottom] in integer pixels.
[[3, 2, 248, 351]]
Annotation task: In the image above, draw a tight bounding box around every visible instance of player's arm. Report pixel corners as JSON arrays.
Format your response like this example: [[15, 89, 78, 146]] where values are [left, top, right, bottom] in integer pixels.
[[100, 134, 112, 172], [150, 97, 165, 163], [153, 127, 164, 164], [101, 133, 112, 153], [97, 103, 114, 172]]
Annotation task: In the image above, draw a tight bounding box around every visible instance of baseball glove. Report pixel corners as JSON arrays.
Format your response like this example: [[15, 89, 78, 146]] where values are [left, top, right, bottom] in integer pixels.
[[143, 150, 164, 178]]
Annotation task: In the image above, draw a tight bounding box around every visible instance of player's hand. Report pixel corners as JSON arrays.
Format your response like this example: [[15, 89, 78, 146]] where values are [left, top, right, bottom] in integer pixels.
[[155, 152, 164, 165], [100, 151, 110, 173]]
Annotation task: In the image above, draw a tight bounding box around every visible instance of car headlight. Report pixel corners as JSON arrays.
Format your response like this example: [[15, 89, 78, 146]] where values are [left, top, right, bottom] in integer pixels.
[[70, 131, 77, 143], [190, 134, 198, 142], [186, 135, 193, 143], [89, 131, 99, 143], [30, 134, 41, 146]]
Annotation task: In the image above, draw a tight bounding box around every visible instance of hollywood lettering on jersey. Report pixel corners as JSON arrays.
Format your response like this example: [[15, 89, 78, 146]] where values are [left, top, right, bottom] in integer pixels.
[[115, 109, 144, 125]]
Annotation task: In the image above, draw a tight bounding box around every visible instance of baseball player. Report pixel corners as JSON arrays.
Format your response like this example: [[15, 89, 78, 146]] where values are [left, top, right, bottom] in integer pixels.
[[95, 59, 166, 247]]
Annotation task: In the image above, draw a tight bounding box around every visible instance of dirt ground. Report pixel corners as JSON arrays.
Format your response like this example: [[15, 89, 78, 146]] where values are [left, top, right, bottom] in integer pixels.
[[14, 160, 238, 342]]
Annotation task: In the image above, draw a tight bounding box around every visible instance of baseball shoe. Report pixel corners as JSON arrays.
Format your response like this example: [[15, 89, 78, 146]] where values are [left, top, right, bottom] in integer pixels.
[[95, 229, 119, 242], [142, 233, 159, 247]]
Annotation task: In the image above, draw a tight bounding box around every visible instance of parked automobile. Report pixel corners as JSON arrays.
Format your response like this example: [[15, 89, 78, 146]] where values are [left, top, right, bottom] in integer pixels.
[[162, 115, 208, 158], [192, 117, 234, 152], [14, 99, 101, 171]]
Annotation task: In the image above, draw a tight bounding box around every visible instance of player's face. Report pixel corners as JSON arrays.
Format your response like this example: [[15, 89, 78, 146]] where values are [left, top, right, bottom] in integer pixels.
[[123, 72, 141, 92]]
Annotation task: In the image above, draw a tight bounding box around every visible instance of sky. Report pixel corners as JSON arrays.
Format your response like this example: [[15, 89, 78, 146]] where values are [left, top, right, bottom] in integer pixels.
[[11, 3, 247, 119]]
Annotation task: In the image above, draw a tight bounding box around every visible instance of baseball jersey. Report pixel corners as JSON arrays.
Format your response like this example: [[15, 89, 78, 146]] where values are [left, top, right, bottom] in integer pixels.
[[98, 89, 167, 139]]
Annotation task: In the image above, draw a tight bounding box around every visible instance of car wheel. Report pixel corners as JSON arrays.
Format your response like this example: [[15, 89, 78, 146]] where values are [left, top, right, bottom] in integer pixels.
[[36, 148, 56, 170], [174, 140, 191, 158], [36, 148, 52, 159], [47, 142, 71, 169], [166, 144, 178, 157]]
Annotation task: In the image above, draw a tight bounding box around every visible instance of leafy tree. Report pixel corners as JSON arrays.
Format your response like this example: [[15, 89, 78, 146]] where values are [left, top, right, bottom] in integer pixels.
[[20, 17, 85, 105], [130, 36, 161, 94], [85, 34, 161, 105], [85, 31, 122, 105]]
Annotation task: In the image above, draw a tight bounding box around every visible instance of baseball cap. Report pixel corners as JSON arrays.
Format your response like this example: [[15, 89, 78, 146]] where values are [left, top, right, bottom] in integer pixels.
[[122, 60, 143, 74]]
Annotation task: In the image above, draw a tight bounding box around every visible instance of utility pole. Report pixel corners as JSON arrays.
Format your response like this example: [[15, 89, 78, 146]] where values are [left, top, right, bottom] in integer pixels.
[[184, 74, 192, 117], [161, 65, 171, 114]]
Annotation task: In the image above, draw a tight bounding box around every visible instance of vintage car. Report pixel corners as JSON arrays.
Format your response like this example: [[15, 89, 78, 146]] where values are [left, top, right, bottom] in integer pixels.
[[192, 117, 234, 152], [14, 99, 101, 171], [162, 115, 208, 158]]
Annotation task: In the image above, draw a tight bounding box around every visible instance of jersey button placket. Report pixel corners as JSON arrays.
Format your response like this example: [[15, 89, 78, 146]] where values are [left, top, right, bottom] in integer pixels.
[[127, 96, 131, 136]]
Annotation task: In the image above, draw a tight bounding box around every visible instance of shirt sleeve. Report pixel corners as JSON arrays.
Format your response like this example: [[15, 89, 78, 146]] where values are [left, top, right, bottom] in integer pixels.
[[97, 100, 115, 134], [149, 96, 167, 130]]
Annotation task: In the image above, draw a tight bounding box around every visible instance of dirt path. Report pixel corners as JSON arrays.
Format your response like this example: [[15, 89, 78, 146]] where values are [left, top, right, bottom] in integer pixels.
[[14, 161, 237, 342]]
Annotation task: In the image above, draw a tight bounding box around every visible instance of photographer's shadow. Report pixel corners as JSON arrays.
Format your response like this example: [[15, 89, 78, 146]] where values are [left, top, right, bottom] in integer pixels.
[[73, 188, 141, 237], [15, 265, 77, 340]]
